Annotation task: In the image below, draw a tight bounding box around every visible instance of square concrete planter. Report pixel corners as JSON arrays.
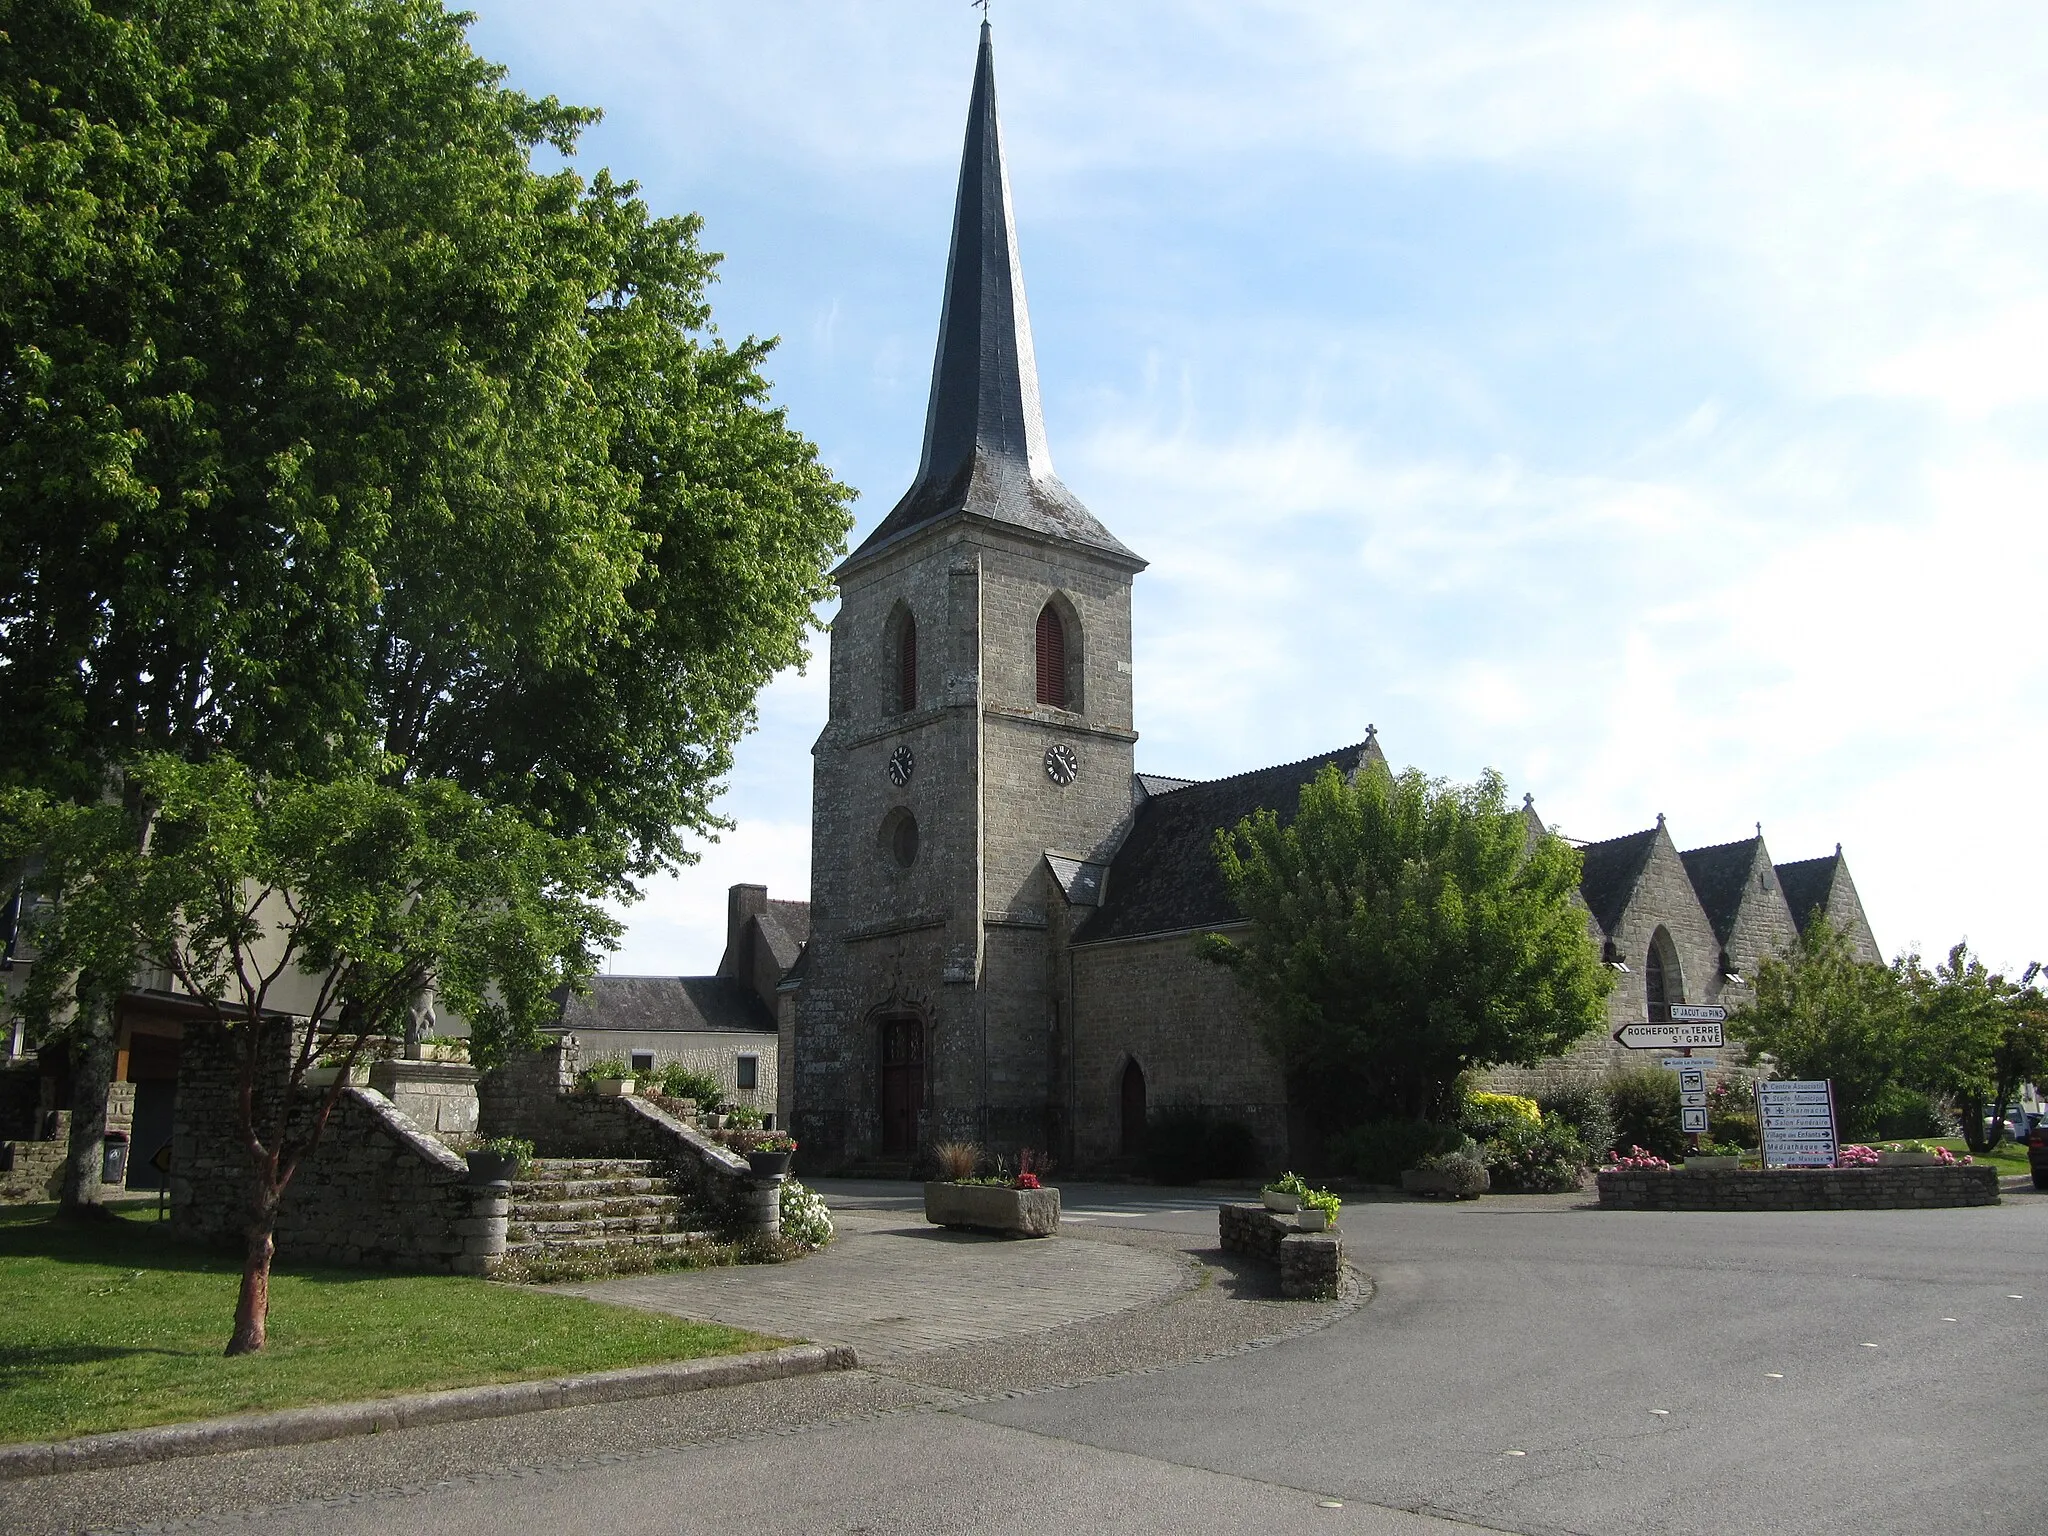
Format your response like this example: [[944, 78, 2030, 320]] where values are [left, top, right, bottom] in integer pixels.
[[594, 1078, 637, 1097], [923, 1181, 1061, 1237], [1681, 1156, 1740, 1172], [1879, 1151, 1939, 1166]]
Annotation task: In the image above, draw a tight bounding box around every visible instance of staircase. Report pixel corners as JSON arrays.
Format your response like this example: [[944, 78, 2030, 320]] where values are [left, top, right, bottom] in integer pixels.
[[505, 1157, 707, 1269]]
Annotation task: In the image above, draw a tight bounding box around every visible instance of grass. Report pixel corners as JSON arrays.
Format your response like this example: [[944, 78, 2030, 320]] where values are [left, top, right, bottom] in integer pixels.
[[1928, 1137, 2033, 1176], [0, 1203, 783, 1446]]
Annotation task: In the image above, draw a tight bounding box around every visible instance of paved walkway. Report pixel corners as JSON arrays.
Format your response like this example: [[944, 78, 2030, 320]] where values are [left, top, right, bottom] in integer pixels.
[[557, 1185, 1192, 1362]]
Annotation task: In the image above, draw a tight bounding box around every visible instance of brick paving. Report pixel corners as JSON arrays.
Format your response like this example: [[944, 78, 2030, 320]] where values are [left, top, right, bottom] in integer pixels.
[[557, 1198, 1191, 1361]]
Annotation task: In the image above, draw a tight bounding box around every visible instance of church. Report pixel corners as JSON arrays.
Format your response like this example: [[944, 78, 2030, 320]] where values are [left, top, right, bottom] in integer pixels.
[[776, 24, 1878, 1174]]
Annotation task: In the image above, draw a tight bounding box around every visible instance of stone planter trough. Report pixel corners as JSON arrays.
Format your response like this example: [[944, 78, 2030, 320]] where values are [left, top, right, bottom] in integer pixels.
[[1879, 1151, 1938, 1166], [594, 1078, 636, 1097], [923, 1181, 1061, 1237], [1681, 1156, 1740, 1172]]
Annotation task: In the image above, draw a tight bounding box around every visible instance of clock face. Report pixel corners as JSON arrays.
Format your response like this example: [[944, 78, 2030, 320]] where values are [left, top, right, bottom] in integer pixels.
[[1044, 743, 1079, 787], [887, 744, 915, 787]]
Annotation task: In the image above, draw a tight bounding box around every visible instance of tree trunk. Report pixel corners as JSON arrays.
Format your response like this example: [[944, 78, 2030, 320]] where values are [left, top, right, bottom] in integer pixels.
[[226, 1208, 276, 1355], [60, 995, 115, 1216]]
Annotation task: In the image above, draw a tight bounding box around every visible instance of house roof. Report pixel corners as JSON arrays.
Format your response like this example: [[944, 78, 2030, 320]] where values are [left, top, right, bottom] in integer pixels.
[[756, 900, 810, 973], [1774, 853, 1841, 933], [838, 23, 1138, 576], [1077, 740, 1385, 943], [1679, 836, 1764, 944], [553, 975, 775, 1036], [1576, 827, 1660, 937]]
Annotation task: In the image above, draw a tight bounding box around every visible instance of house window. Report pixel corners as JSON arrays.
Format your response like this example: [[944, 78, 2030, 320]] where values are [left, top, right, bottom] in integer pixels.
[[736, 1055, 759, 1091], [630, 1050, 655, 1075], [1035, 604, 1067, 707]]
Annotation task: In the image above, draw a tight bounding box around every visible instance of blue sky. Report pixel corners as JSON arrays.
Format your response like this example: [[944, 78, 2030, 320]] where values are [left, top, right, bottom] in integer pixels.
[[465, 2, 2048, 977]]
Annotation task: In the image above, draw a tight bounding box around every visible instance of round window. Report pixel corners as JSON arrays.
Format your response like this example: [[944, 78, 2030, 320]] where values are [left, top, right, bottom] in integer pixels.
[[879, 808, 919, 869]]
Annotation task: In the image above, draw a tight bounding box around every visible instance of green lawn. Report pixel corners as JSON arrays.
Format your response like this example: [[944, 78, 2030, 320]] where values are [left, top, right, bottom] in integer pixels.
[[0, 1204, 781, 1445], [1930, 1137, 2033, 1177]]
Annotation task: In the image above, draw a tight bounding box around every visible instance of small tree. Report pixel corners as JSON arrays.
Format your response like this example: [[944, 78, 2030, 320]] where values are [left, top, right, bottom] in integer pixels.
[[1902, 945, 2047, 1153], [1737, 917, 1915, 1139], [1200, 764, 1610, 1127], [4, 755, 618, 1354]]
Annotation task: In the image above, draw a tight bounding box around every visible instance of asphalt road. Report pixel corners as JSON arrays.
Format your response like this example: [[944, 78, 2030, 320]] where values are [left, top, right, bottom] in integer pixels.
[[25, 1182, 2048, 1536]]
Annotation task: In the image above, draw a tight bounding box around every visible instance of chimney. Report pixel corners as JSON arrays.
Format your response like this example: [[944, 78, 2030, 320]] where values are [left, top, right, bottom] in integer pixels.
[[719, 884, 769, 978]]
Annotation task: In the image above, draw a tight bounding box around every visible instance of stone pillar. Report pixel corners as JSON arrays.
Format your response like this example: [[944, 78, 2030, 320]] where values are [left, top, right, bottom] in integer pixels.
[[368, 1059, 480, 1138], [737, 1175, 783, 1238], [450, 1185, 510, 1275]]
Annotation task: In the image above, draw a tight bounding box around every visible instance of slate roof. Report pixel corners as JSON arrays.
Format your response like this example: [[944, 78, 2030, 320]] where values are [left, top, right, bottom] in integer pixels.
[[839, 23, 1139, 575], [1576, 827, 1660, 937], [1774, 853, 1841, 933], [1679, 837, 1763, 944], [1077, 741, 1385, 943], [757, 900, 810, 973], [553, 976, 775, 1036]]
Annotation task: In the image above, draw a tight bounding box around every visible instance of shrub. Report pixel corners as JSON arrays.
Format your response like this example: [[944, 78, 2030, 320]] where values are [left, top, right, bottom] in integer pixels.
[[1480, 1116, 1590, 1193], [1608, 1146, 1670, 1171], [1142, 1107, 1257, 1184], [656, 1063, 726, 1112], [1329, 1119, 1466, 1185], [1603, 1065, 1685, 1161], [1535, 1079, 1616, 1162], [1412, 1149, 1490, 1197], [1868, 1088, 1951, 1140], [723, 1104, 765, 1130], [932, 1140, 981, 1181], [779, 1179, 834, 1248]]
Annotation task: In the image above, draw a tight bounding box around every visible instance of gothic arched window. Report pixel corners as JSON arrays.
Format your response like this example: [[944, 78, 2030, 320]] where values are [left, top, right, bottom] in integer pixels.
[[1035, 604, 1067, 708], [1645, 927, 1682, 1022]]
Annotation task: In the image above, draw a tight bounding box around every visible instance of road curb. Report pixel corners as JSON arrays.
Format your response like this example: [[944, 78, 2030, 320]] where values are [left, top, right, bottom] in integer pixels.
[[0, 1342, 860, 1482]]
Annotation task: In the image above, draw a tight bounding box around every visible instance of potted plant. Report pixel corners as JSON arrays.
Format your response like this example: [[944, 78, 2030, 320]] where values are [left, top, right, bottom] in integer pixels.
[[1260, 1174, 1301, 1213], [924, 1145, 1061, 1237], [1295, 1183, 1342, 1231], [746, 1132, 796, 1178], [576, 1055, 636, 1096], [465, 1136, 532, 1186], [1682, 1140, 1746, 1172]]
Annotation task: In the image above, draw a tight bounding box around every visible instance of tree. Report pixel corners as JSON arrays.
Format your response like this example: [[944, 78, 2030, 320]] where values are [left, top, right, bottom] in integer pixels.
[[1902, 945, 2047, 1153], [0, 0, 850, 1204], [3, 754, 617, 1353], [1200, 764, 1610, 1127], [1736, 917, 1916, 1139]]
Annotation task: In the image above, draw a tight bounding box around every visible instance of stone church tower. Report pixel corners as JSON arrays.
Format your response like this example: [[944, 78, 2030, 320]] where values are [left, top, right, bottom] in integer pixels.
[[792, 22, 1147, 1165]]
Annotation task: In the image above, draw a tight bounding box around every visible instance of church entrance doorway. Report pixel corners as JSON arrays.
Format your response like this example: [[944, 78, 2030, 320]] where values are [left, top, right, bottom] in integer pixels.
[[879, 1015, 924, 1156], [1120, 1059, 1147, 1155]]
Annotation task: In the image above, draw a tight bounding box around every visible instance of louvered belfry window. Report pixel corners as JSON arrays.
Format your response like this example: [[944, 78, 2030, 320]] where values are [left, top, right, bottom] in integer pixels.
[[1035, 604, 1067, 707], [897, 614, 918, 714]]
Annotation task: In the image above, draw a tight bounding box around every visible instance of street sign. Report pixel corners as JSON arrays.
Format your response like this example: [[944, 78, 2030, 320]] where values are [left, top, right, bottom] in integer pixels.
[[1668, 1004, 1728, 1023], [1614, 1020, 1725, 1050], [1676, 1064, 1707, 1097], [1756, 1079, 1837, 1167], [1660, 1056, 1716, 1070], [1680, 1092, 1708, 1110], [1681, 1106, 1709, 1134]]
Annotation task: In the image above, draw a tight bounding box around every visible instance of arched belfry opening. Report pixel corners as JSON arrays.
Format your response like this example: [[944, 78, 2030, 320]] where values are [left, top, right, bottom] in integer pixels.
[[887, 604, 918, 715], [1119, 1058, 1147, 1155], [1645, 927, 1682, 1022], [1035, 597, 1081, 710]]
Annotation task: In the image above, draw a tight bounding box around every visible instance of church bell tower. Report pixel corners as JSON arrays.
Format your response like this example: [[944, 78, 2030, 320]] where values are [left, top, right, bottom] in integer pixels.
[[794, 21, 1146, 1166]]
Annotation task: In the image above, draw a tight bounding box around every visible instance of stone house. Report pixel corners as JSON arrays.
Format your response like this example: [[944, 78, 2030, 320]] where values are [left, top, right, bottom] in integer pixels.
[[778, 24, 1882, 1175]]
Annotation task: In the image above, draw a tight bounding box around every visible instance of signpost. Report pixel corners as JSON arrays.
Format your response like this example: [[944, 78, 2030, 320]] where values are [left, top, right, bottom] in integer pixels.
[[1615, 1007, 1732, 1149], [1756, 1080, 1838, 1167], [1613, 1020, 1725, 1050]]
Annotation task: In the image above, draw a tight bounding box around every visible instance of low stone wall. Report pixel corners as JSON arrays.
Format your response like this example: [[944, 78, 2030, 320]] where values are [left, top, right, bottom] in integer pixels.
[[172, 1024, 507, 1275], [0, 1110, 68, 1204], [1218, 1202, 1343, 1299], [1597, 1164, 2000, 1212], [479, 1036, 777, 1236]]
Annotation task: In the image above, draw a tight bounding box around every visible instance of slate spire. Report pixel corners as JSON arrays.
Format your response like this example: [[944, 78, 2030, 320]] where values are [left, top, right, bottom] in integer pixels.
[[842, 21, 1139, 571]]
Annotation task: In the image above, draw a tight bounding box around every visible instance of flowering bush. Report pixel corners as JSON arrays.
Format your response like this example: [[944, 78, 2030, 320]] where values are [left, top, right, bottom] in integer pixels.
[[779, 1178, 834, 1249], [1480, 1115, 1590, 1193], [1607, 1146, 1672, 1171], [1014, 1172, 1041, 1189], [1836, 1143, 1880, 1166], [1935, 1146, 1972, 1165]]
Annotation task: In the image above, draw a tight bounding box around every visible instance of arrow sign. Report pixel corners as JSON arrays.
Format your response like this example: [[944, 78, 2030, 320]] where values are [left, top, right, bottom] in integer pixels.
[[1669, 1004, 1728, 1023], [1614, 1020, 1725, 1049]]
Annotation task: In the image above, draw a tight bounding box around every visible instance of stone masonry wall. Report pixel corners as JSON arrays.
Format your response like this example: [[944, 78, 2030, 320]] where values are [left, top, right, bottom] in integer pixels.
[[1, 1109, 68, 1204], [172, 1023, 506, 1274], [1217, 1202, 1343, 1299], [1596, 1164, 1999, 1211]]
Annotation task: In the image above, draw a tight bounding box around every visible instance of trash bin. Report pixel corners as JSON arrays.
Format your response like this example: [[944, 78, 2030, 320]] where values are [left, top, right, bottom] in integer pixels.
[[101, 1132, 129, 1188]]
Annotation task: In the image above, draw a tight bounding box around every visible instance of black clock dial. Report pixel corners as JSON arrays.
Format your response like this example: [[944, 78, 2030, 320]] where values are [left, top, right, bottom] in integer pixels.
[[887, 745, 915, 787], [1044, 743, 1078, 787]]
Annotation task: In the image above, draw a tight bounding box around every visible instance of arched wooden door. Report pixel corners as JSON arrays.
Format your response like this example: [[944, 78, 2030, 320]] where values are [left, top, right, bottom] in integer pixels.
[[1120, 1058, 1147, 1155], [879, 1015, 925, 1155]]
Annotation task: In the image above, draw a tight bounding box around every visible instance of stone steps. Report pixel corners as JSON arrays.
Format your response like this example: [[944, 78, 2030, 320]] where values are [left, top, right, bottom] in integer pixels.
[[510, 1177, 669, 1200], [510, 1211, 684, 1240], [502, 1230, 709, 1259], [502, 1156, 698, 1274]]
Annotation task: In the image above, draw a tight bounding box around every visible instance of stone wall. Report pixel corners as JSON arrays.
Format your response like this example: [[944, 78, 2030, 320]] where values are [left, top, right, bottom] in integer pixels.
[[171, 1024, 506, 1274], [1596, 1164, 1999, 1211], [368, 1060, 479, 1138], [0, 1109, 68, 1204], [478, 1036, 777, 1235], [1217, 1202, 1343, 1299]]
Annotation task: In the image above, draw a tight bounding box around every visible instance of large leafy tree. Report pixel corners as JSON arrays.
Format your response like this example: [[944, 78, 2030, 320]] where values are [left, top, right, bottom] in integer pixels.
[[0, 0, 850, 1201], [3, 755, 618, 1353], [1200, 764, 1610, 1127]]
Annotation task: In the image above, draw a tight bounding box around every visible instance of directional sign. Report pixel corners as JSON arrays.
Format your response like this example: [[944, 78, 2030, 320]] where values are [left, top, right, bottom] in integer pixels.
[[1756, 1079, 1837, 1167], [1660, 1056, 1717, 1070], [1668, 1004, 1728, 1023], [1614, 1020, 1725, 1050]]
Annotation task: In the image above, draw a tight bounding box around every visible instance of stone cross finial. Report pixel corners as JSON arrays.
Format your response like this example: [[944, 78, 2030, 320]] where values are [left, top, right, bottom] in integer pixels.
[[1656, 811, 1665, 829]]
